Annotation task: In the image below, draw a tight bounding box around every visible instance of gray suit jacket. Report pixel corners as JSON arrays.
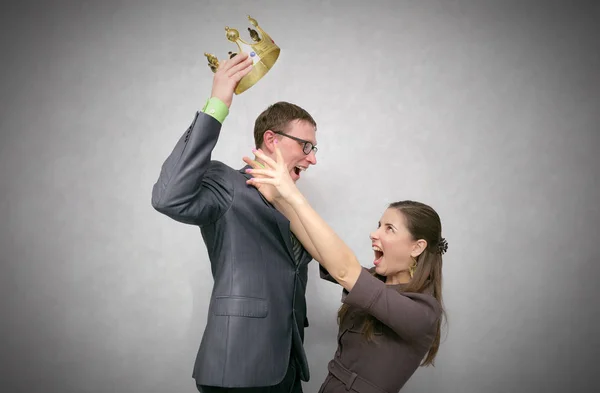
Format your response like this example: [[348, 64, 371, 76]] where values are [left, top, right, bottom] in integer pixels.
[[151, 111, 313, 388]]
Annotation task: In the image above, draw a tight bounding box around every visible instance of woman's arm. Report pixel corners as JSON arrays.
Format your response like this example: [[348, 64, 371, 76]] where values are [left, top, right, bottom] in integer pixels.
[[245, 145, 362, 291], [284, 192, 362, 290], [271, 198, 324, 264], [344, 269, 442, 341]]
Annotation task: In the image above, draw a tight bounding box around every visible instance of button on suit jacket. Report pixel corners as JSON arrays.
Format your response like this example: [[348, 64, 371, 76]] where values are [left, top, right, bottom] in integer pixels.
[[151, 111, 313, 388]]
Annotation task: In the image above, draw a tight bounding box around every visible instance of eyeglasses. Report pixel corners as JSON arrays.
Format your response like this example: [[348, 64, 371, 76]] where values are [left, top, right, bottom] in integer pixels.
[[273, 131, 318, 155]]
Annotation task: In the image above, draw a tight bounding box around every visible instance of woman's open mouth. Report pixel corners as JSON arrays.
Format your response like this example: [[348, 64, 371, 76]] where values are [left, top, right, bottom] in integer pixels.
[[373, 245, 384, 265]]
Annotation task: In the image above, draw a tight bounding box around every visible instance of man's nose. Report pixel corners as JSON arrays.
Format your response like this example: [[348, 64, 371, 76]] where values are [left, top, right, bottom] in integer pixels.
[[307, 150, 317, 165]]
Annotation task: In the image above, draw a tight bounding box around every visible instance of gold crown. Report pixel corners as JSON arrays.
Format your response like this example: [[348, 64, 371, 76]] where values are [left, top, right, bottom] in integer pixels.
[[204, 15, 280, 95]]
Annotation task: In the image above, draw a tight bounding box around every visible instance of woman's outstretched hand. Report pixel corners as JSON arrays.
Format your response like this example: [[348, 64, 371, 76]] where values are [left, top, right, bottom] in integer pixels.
[[242, 142, 302, 204], [241, 154, 278, 203]]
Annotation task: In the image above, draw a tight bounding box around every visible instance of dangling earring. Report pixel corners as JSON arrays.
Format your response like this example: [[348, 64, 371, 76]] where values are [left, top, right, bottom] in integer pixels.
[[409, 256, 417, 279]]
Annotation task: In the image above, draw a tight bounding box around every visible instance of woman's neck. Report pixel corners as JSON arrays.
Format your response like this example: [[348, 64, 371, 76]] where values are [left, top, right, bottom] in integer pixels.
[[386, 271, 411, 285]]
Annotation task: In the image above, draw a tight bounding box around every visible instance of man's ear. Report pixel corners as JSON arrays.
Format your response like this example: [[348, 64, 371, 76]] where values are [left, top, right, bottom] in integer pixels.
[[262, 130, 277, 153]]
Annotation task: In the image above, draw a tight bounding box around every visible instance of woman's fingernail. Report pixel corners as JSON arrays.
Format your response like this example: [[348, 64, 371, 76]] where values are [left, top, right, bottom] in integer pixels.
[[245, 169, 252, 172]]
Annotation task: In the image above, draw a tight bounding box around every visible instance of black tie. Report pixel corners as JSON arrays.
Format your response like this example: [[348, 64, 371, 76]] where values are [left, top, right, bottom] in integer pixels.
[[290, 232, 303, 266]]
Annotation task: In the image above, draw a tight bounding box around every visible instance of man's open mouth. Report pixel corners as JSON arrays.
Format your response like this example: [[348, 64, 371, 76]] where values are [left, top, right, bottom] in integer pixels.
[[293, 166, 306, 176]]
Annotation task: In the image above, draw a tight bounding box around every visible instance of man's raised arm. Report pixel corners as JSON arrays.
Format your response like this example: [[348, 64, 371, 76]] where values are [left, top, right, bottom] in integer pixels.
[[151, 52, 253, 225]]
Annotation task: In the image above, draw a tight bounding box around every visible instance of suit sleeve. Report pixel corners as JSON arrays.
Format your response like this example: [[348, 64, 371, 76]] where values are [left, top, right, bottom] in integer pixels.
[[342, 269, 442, 342], [151, 111, 234, 226], [319, 264, 340, 284]]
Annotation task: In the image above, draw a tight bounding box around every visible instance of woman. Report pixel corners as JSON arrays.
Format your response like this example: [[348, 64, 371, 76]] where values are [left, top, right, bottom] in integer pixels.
[[243, 142, 448, 393]]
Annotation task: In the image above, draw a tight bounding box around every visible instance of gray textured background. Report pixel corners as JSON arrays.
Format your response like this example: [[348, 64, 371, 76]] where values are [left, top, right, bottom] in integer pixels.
[[1, 1, 599, 392]]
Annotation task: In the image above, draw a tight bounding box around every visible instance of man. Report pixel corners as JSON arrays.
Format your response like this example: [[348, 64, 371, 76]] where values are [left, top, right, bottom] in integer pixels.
[[151, 52, 318, 392]]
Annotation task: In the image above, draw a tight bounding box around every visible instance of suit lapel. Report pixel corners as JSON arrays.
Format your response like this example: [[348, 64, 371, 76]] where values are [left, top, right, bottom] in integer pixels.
[[273, 210, 296, 264], [239, 166, 296, 264]]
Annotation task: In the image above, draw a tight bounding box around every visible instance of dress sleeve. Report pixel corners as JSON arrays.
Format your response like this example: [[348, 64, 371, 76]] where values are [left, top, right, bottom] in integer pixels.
[[342, 268, 442, 341]]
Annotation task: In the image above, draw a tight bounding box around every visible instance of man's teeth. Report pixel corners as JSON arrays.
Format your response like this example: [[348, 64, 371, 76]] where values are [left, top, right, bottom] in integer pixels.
[[372, 246, 382, 252], [295, 166, 306, 172]]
